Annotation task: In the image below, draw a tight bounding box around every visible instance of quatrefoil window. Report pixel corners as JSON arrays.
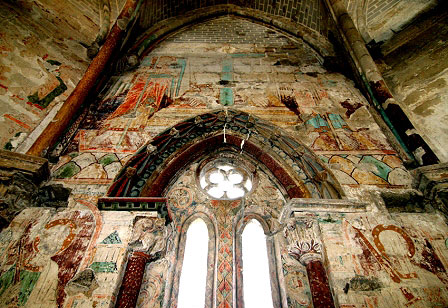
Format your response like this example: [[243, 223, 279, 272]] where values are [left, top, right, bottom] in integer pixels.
[[199, 159, 253, 200]]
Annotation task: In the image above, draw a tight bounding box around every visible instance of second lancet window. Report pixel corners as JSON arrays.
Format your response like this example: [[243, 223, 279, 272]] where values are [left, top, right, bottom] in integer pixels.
[[242, 219, 274, 308]]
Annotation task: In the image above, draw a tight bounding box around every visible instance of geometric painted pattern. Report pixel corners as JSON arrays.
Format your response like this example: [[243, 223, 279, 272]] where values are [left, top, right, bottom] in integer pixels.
[[100, 231, 122, 244], [107, 109, 343, 200], [89, 261, 118, 273], [211, 200, 241, 308]]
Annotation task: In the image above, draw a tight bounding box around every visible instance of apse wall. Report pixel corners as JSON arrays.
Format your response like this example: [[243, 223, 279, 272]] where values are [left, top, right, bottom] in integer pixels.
[[139, 0, 329, 35], [52, 16, 412, 193], [0, 0, 126, 152], [1, 15, 448, 308]]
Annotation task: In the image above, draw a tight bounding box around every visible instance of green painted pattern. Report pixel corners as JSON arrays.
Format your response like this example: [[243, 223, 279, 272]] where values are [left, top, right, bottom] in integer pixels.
[[220, 88, 234, 106], [100, 231, 122, 244], [319, 155, 329, 164], [0, 267, 42, 306], [176, 59, 187, 96], [89, 262, 117, 273], [99, 154, 118, 166], [230, 53, 265, 58], [360, 156, 392, 181], [27, 77, 67, 109], [54, 162, 81, 179], [0, 266, 15, 298], [18, 271, 41, 306], [221, 59, 233, 82]]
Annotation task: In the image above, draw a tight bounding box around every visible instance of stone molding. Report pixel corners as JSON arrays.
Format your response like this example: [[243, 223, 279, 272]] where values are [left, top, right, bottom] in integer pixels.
[[279, 198, 368, 222], [0, 150, 51, 229], [413, 162, 448, 219], [0, 149, 49, 183]]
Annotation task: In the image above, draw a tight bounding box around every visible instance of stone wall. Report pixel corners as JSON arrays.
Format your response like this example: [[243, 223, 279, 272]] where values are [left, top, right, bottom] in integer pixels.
[[0, 0, 124, 153], [0, 14, 446, 308], [380, 12, 448, 162], [342, 0, 437, 43], [366, 0, 436, 42], [140, 0, 328, 35]]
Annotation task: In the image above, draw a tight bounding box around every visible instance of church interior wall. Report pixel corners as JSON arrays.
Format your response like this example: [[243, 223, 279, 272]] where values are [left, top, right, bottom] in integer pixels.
[[0, 2, 448, 308], [379, 10, 448, 162], [0, 0, 127, 153]]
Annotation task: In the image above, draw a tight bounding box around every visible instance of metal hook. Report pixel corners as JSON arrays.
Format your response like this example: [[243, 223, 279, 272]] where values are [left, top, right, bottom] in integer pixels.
[[240, 129, 251, 154]]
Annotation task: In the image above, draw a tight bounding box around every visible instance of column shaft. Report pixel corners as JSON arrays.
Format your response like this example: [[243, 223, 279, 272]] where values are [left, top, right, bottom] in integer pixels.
[[306, 259, 335, 308], [26, 0, 139, 157], [115, 251, 151, 308]]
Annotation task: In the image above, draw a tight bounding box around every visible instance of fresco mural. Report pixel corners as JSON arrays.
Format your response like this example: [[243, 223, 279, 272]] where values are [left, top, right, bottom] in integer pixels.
[[0, 0, 109, 152], [320, 213, 448, 307], [48, 16, 412, 191], [2, 15, 446, 308], [0, 207, 95, 308]]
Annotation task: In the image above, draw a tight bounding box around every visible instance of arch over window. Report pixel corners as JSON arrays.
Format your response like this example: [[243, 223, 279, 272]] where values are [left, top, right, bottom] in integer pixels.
[[107, 110, 344, 201], [177, 218, 209, 308]]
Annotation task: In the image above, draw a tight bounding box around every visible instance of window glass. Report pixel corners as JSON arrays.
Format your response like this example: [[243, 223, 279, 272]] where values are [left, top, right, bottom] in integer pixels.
[[199, 159, 253, 200], [242, 219, 274, 308], [177, 218, 209, 308]]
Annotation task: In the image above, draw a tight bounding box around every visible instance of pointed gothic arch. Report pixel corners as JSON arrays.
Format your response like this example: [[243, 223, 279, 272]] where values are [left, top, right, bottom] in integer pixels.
[[131, 5, 334, 60], [108, 109, 343, 308], [106, 109, 344, 201]]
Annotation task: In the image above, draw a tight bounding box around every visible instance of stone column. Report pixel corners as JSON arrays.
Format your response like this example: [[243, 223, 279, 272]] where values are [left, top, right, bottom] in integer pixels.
[[289, 241, 335, 308], [286, 219, 335, 308], [211, 200, 241, 308], [115, 251, 151, 308], [324, 0, 438, 165], [115, 217, 167, 308]]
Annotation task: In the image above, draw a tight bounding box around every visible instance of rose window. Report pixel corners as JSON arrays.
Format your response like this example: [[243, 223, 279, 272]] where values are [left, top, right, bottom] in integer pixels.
[[199, 159, 253, 200]]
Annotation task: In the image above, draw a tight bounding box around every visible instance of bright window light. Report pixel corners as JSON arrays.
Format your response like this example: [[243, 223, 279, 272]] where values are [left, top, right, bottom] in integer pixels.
[[177, 219, 209, 308], [242, 219, 274, 308], [199, 160, 253, 200]]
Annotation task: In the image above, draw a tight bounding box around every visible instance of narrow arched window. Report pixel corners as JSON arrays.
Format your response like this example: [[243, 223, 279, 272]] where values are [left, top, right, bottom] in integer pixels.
[[242, 219, 274, 308], [177, 218, 209, 308]]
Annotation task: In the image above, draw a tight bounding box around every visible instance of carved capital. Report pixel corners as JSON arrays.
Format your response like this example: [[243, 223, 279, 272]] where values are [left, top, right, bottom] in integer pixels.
[[288, 239, 322, 265], [0, 151, 72, 230], [128, 217, 167, 257]]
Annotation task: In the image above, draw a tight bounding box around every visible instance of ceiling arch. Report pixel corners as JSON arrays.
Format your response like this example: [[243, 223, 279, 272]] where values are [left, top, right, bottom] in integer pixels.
[[139, 0, 328, 35], [130, 4, 335, 60]]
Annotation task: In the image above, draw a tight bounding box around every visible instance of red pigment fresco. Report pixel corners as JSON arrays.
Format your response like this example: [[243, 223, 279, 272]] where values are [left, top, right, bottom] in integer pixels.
[[108, 77, 169, 120], [115, 251, 151, 308], [352, 227, 383, 276], [412, 239, 448, 285], [306, 260, 335, 308], [108, 75, 147, 119], [340, 100, 364, 118], [50, 210, 95, 307]]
